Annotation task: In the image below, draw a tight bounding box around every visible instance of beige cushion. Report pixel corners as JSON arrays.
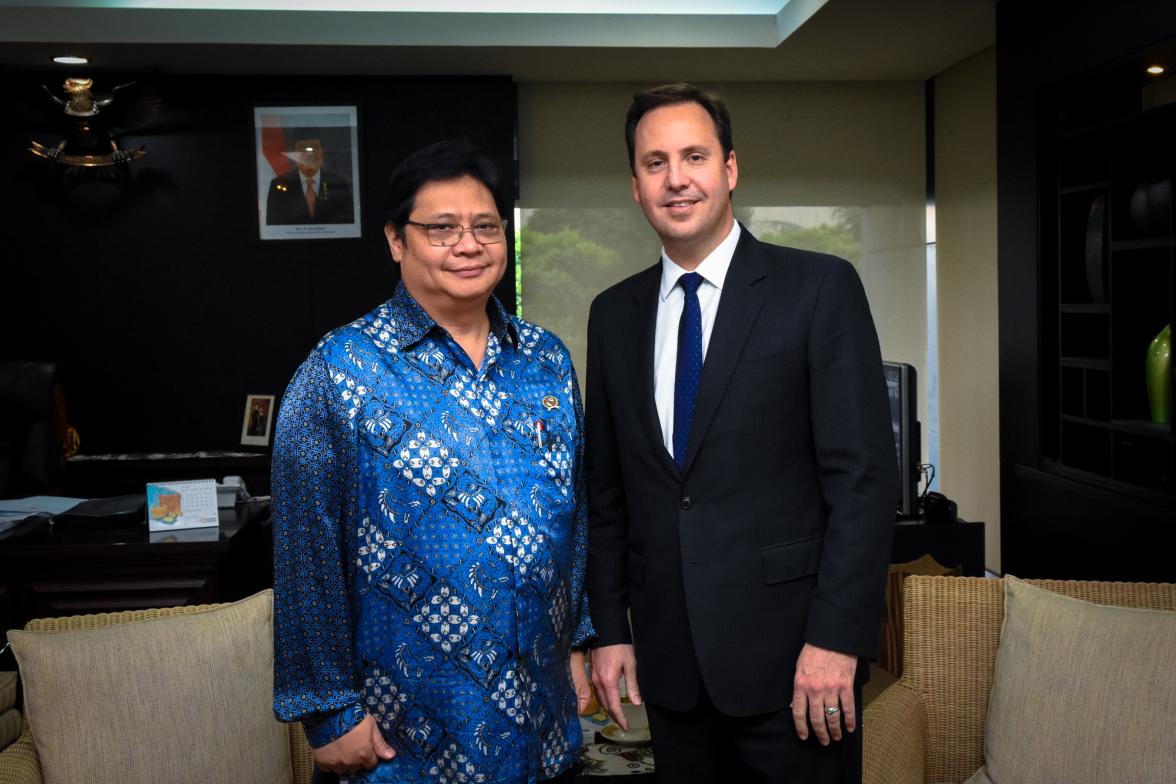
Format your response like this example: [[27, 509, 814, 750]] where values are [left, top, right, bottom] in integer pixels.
[[974, 576, 1176, 784], [0, 670, 16, 712], [8, 590, 291, 784], [0, 707, 20, 750]]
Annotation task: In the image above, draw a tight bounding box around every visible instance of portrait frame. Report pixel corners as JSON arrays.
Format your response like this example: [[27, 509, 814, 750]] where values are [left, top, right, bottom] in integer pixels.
[[240, 394, 276, 447], [254, 105, 361, 240]]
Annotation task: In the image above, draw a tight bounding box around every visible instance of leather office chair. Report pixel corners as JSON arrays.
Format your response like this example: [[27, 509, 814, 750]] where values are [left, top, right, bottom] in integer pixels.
[[0, 361, 71, 499]]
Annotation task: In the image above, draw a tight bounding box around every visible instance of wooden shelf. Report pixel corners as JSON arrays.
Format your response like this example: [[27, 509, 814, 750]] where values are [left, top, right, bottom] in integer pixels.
[[1059, 357, 1110, 370], [1110, 237, 1175, 252], [1061, 414, 1110, 427], [1060, 303, 1109, 314], [1029, 461, 1176, 511], [1060, 182, 1109, 195], [1110, 419, 1174, 439]]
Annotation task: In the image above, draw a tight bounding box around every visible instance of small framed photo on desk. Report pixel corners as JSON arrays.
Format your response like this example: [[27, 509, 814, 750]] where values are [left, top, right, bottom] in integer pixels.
[[241, 394, 275, 447]]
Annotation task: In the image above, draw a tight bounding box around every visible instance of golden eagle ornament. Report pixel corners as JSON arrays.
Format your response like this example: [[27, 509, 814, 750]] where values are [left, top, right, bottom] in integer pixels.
[[28, 77, 160, 171]]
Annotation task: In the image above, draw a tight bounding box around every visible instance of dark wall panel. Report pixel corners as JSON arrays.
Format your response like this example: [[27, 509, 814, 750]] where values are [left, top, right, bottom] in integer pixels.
[[997, 2, 1176, 579], [1, 74, 516, 454]]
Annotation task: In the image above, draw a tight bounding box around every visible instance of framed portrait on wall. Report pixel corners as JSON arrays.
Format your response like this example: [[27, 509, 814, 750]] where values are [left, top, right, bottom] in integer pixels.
[[240, 394, 276, 446], [254, 105, 361, 240]]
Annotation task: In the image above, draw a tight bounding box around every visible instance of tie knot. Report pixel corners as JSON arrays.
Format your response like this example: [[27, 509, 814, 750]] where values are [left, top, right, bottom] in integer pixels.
[[678, 272, 703, 296]]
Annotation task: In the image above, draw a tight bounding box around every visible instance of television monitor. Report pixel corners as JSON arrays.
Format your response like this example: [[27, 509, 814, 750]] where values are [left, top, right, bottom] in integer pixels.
[[882, 361, 920, 518]]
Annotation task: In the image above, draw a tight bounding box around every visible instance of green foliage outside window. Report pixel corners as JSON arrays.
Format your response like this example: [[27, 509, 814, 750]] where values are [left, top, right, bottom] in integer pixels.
[[517, 208, 657, 348], [517, 205, 862, 379], [756, 207, 861, 267]]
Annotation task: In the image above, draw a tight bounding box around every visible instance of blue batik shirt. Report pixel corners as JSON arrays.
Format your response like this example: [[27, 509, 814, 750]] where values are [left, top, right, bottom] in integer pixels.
[[272, 282, 595, 784]]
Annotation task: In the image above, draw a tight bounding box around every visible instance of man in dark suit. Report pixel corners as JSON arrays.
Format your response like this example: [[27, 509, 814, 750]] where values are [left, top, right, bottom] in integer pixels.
[[266, 137, 354, 225], [586, 83, 897, 783]]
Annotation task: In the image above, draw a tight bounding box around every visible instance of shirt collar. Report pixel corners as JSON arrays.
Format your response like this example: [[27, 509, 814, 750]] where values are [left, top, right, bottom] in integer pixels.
[[298, 170, 318, 187], [659, 220, 741, 302], [387, 280, 517, 351]]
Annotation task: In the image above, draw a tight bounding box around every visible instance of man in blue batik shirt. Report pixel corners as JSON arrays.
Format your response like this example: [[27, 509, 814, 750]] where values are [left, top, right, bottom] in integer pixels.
[[272, 140, 595, 783]]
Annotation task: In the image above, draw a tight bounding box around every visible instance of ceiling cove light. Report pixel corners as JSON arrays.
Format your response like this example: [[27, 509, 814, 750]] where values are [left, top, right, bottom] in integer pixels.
[[1146, 65, 1165, 75], [52, 55, 90, 65], [82, 1, 782, 11]]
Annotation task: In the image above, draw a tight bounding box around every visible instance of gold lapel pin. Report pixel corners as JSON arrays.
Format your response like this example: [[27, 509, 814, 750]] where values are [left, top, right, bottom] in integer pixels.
[[541, 395, 559, 411]]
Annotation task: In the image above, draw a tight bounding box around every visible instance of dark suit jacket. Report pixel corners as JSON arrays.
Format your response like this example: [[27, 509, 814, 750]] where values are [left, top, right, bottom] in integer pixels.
[[585, 227, 897, 716], [265, 169, 355, 225]]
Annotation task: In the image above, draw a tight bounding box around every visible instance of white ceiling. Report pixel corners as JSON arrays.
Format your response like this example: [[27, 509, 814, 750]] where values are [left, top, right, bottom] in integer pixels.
[[0, 0, 995, 81]]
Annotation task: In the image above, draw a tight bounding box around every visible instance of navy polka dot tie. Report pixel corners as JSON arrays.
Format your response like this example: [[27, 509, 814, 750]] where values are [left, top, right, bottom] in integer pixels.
[[674, 272, 704, 470]]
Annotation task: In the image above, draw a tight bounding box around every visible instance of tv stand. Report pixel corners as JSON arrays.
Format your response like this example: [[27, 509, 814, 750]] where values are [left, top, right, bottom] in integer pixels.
[[891, 518, 985, 576]]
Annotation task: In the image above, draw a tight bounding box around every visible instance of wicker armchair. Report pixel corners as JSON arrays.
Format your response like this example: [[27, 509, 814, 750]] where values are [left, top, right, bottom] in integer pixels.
[[862, 575, 1176, 784], [0, 602, 314, 784]]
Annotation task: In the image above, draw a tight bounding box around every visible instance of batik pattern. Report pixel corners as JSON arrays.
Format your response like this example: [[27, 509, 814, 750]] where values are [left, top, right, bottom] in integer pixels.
[[272, 282, 593, 783]]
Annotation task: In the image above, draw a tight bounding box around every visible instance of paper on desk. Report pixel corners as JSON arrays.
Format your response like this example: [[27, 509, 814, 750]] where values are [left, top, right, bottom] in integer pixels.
[[0, 512, 32, 534], [0, 496, 86, 515]]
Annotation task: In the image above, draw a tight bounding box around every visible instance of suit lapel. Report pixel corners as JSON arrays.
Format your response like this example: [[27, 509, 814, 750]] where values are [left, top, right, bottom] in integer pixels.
[[681, 230, 768, 474], [624, 263, 681, 478]]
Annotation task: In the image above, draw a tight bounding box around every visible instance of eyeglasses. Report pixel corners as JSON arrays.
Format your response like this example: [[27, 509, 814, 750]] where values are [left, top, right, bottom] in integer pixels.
[[405, 219, 508, 247]]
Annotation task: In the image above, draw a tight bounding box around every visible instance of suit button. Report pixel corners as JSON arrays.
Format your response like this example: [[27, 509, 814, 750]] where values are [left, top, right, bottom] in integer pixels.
[[680, 497, 693, 510]]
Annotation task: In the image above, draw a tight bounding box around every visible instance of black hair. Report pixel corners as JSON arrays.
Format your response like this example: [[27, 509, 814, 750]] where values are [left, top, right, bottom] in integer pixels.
[[624, 83, 734, 176], [285, 129, 325, 148], [382, 139, 504, 235]]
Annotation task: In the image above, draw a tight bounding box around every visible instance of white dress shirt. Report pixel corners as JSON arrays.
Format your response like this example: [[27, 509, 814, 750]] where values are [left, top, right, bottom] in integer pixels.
[[654, 221, 741, 457]]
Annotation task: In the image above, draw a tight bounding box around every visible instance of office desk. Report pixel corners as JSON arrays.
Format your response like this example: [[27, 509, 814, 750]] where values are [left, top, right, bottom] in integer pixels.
[[0, 499, 273, 635], [64, 451, 272, 498]]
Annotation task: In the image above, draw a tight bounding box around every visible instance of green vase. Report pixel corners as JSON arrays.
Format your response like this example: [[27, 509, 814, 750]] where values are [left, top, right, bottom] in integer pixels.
[[1146, 323, 1171, 425]]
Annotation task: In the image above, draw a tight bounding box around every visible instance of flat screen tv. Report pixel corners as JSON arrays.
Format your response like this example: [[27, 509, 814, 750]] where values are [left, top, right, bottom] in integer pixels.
[[882, 361, 920, 518]]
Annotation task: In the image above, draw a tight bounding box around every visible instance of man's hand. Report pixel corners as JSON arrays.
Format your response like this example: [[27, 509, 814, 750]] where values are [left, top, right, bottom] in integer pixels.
[[313, 713, 396, 774], [590, 643, 641, 730], [790, 643, 858, 745], [570, 650, 598, 715]]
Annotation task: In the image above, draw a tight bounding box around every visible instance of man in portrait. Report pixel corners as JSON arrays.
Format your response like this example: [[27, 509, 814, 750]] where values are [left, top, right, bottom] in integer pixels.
[[247, 399, 268, 437], [266, 133, 354, 225]]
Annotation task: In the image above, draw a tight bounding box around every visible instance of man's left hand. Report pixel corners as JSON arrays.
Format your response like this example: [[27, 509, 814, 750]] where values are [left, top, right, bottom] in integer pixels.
[[790, 643, 858, 745], [570, 650, 598, 715]]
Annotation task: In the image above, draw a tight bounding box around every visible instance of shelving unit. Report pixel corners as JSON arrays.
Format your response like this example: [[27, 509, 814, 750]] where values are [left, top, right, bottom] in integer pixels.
[[997, 5, 1176, 584], [1045, 91, 1176, 496]]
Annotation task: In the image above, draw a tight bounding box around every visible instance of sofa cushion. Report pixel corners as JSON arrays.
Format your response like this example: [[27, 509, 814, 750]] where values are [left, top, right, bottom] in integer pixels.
[[7, 590, 291, 784], [0, 707, 20, 750], [962, 765, 994, 784], [0, 671, 16, 712], [974, 576, 1176, 784]]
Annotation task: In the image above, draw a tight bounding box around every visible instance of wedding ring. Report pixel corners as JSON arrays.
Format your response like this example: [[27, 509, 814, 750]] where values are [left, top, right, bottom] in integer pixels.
[[824, 705, 841, 717]]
